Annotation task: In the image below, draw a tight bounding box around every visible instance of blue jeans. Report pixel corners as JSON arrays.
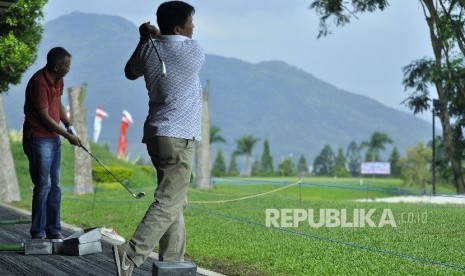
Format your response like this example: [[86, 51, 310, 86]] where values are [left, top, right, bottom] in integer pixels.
[[23, 136, 62, 238]]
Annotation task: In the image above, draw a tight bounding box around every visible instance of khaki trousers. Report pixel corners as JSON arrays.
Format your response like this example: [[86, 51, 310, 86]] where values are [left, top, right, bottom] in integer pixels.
[[122, 136, 194, 266]]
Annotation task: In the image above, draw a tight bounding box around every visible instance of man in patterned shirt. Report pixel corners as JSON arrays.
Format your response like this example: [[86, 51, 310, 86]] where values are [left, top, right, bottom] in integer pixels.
[[113, 1, 204, 275]]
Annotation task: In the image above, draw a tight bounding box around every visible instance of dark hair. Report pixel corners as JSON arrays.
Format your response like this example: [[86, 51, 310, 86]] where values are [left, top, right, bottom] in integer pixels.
[[157, 1, 195, 35], [46, 47, 71, 68]]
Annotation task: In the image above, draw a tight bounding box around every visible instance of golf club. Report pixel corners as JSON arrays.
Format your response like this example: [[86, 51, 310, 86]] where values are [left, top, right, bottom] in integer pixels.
[[146, 27, 167, 77], [80, 145, 145, 199]]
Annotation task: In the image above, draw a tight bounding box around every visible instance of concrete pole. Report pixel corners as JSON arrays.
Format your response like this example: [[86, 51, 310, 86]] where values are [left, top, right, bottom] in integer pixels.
[[0, 94, 20, 202], [195, 86, 211, 189], [68, 86, 93, 194]]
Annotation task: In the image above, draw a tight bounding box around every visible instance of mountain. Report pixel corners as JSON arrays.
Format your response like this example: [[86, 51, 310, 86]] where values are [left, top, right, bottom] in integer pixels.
[[4, 12, 432, 167]]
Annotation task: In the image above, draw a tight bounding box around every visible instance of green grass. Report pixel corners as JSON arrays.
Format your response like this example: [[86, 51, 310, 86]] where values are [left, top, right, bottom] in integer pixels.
[[9, 141, 465, 275]]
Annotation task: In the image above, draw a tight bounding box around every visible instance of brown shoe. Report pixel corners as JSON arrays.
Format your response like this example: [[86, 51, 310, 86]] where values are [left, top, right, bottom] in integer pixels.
[[47, 233, 64, 240]]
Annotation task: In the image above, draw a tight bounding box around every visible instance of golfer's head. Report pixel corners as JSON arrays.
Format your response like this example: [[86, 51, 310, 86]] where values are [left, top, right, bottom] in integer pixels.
[[157, 1, 195, 38], [46, 47, 72, 78]]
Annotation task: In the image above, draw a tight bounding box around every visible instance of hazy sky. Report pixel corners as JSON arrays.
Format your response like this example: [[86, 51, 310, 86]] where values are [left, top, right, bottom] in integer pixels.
[[44, 0, 433, 121]]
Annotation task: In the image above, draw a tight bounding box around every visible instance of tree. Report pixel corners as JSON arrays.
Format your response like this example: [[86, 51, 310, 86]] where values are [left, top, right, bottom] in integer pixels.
[[308, 0, 465, 194], [209, 126, 226, 178], [427, 135, 453, 184], [260, 139, 274, 176], [297, 155, 309, 176], [313, 144, 335, 176], [346, 141, 361, 176], [251, 156, 261, 176], [228, 153, 239, 176], [398, 143, 432, 192], [389, 147, 401, 178], [334, 148, 349, 177], [210, 125, 226, 144], [278, 157, 296, 177], [234, 134, 259, 176], [360, 132, 393, 161], [211, 149, 227, 177], [0, 0, 48, 202]]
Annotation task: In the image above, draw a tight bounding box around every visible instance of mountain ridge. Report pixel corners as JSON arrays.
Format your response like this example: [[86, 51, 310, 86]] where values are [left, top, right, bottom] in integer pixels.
[[4, 12, 432, 166]]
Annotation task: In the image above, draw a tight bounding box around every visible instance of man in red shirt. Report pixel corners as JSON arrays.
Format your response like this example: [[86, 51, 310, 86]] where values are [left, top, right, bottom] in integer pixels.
[[22, 47, 81, 239]]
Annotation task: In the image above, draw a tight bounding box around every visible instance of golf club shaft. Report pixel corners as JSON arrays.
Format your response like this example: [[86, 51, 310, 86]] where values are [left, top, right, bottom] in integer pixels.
[[80, 145, 137, 197], [146, 28, 167, 76]]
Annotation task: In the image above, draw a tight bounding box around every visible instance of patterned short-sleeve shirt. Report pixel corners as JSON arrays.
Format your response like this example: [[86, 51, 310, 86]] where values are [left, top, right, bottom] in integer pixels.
[[127, 35, 205, 142]]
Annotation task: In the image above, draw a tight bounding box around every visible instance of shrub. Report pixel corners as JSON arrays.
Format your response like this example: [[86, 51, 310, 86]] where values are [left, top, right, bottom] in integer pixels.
[[92, 166, 132, 184]]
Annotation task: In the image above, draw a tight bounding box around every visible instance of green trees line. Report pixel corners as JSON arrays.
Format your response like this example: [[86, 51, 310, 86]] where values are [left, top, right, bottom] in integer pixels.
[[211, 127, 453, 190]]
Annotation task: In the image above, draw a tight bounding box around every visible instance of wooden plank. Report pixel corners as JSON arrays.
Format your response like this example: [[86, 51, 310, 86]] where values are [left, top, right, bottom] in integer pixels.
[[0, 205, 153, 275], [0, 204, 211, 275]]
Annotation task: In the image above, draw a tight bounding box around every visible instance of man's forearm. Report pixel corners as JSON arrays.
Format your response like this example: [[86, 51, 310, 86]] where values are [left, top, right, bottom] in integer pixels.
[[39, 111, 73, 140], [124, 40, 144, 80], [59, 103, 70, 127]]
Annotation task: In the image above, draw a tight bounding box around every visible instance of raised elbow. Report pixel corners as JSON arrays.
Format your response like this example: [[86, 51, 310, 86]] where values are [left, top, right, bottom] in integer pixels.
[[124, 64, 138, 80]]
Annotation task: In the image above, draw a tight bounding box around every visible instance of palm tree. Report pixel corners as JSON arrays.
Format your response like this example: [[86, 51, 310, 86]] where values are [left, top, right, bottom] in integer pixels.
[[234, 134, 259, 176], [360, 132, 393, 161], [210, 125, 226, 144]]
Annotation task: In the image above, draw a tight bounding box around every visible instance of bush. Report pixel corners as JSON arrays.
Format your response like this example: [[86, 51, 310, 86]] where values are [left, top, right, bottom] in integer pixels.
[[139, 165, 155, 175], [92, 166, 132, 184]]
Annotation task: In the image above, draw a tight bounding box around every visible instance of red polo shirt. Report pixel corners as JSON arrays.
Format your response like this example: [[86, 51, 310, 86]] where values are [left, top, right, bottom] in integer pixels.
[[23, 67, 64, 138]]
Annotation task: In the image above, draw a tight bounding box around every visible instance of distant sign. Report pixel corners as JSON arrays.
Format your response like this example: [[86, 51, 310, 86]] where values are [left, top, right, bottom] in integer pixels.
[[361, 162, 390, 175]]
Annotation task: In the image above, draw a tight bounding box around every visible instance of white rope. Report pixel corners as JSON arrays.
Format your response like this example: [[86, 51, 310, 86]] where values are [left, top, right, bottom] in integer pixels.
[[189, 180, 301, 204]]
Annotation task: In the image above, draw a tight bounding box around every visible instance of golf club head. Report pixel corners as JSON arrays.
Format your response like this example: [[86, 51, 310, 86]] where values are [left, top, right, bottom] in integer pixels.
[[161, 61, 167, 77], [135, 192, 146, 199]]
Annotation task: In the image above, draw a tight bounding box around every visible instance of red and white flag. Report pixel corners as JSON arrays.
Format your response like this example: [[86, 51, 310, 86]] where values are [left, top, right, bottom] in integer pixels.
[[117, 110, 133, 159], [93, 105, 109, 143]]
